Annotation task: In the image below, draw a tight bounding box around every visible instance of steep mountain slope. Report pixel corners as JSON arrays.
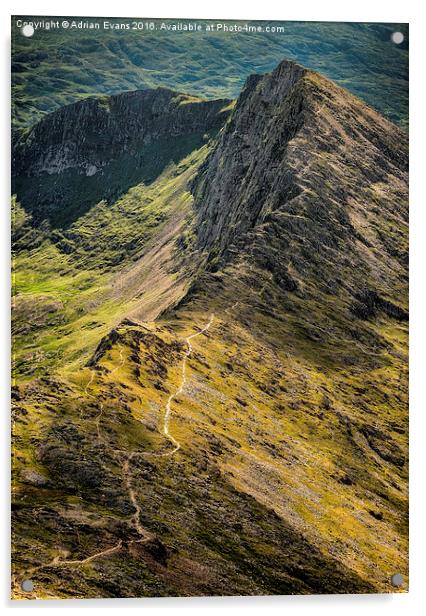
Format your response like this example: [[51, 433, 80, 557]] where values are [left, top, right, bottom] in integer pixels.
[[174, 59, 409, 592], [12, 60, 408, 599], [13, 88, 231, 226], [192, 59, 407, 316]]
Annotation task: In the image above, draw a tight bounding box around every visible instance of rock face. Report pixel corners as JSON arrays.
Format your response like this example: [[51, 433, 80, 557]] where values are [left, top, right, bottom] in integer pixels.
[[193, 61, 309, 254], [14, 88, 231, 177], [192, 59, 408, 305], [12, 88, 231, 226]]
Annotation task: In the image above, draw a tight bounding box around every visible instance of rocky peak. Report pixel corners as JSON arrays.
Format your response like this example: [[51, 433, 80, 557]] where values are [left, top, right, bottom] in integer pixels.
[[254, 59, 307, 104], [192, 61, 312, 255], [192, 59, 408, 304]]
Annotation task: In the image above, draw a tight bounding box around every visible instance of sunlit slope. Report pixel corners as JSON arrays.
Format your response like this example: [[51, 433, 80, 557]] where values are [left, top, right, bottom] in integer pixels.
[[12, 144, 209, 381], [12, 285, 407, 597]]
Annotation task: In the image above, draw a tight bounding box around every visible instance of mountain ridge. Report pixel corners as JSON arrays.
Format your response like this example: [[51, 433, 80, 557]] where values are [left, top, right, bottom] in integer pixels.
[[190, 59, 408, 323], [13, 87, 232, 227], [11, 58, 408, 598]]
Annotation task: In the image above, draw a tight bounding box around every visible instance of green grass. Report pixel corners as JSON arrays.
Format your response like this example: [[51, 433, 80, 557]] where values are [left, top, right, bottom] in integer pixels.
[[11, 279, 408, 597], [12, 144, 209, 381]]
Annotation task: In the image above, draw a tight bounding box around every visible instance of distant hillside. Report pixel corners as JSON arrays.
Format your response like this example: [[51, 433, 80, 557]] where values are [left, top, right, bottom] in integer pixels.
[[12, 19, 408, 130]]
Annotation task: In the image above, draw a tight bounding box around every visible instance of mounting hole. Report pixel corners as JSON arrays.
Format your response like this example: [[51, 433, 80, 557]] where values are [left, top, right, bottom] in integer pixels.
[[21, 579, 34, 592], [21, 24, 34, 37], [391, 31, 404, 45], [391, 573, 404, 587]]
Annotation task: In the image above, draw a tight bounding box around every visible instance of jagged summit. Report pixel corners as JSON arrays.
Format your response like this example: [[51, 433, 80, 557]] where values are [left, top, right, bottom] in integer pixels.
[[191, 58, 408, 314], [245, 59, 307, 103]]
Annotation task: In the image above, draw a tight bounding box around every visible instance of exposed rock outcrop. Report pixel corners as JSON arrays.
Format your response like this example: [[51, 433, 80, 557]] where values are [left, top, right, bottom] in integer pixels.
[[192, 60, 408, 309], [13, 88, 232, 226]]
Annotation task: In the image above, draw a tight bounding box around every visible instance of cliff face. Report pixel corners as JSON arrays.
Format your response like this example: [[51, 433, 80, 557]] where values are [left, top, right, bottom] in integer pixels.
[[193, 61, 308, 253], [192, 60, 408, 307], [14, 88, 231, 176], [13, 88, 232, 226]]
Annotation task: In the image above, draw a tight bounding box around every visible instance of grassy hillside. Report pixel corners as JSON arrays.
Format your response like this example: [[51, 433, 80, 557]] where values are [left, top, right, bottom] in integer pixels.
[[11, 58, 408, 599], [12, 264, 408, 598], [12, 144, 209, 382], [12, 19, 408, 129]]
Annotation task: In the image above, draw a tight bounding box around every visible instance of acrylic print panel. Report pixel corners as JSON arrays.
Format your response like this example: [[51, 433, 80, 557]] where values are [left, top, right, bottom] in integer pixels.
[[11, 16, 408, 600]]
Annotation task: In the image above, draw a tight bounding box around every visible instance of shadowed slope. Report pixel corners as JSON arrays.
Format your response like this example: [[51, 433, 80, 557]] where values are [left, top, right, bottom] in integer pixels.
[[13, 88, 231, 227]]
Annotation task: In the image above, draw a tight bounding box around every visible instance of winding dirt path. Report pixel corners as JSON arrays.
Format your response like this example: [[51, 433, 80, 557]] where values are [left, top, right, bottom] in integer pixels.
[[19, 353, 142, 593], [161, 313, 214, 455], [80, 370, 95, 418], [122, 453, 154, 543], [110, 346, 124, 375], [18, 314, 215, 596], [84, 371, 95, 393], [19, 539, 124, 590]]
